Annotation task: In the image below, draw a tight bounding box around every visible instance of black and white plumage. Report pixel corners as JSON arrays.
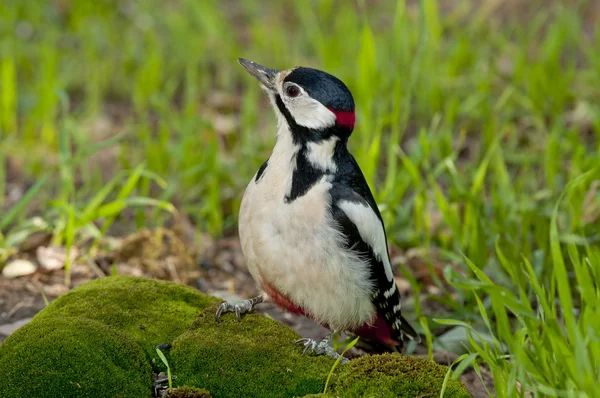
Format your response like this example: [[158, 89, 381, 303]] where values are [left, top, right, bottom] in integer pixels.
[[217, 58, 418, 358]]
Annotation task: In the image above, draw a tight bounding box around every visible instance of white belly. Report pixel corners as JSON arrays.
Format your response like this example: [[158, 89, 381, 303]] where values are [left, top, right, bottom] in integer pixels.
[[239, 161, 375, 331]]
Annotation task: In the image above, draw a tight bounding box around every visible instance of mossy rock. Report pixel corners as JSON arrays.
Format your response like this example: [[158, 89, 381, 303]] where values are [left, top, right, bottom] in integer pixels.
[[327, 354, 469, 397], [0, 276, 471, 398], [168, 302, 335, 397], [301, 352, 472, 398], [167, 386, 213, 398], [33, 275, 218, 364], [0, 316, 151, 397]]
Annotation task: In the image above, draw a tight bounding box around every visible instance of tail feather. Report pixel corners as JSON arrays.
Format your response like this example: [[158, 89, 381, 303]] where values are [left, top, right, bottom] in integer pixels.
[[396, 314, 421, 344]]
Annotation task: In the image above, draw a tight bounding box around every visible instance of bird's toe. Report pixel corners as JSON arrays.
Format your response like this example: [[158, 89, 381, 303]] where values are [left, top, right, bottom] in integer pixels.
[[294, 335, 348, 362], [215, 302, 231, 321], [294, 337, 312, 345], [215, 297, 262, 322]]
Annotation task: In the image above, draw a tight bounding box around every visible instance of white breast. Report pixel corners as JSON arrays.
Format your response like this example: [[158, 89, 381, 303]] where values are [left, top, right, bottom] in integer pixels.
[[238, 128, 375, 331]]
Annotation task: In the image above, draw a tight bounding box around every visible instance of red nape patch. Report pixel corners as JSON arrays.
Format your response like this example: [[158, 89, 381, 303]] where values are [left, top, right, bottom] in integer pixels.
[[353, 314, 400, 346], [328, 108, 355, 129]]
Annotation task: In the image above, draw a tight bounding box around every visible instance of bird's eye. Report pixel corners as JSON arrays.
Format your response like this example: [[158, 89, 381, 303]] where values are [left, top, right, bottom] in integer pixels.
[[286, 85, 300, 97]]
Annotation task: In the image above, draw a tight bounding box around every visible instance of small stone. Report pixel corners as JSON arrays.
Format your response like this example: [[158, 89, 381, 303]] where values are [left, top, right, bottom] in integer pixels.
[[36, 246, 79, 271], [2, 259, 38, 279]]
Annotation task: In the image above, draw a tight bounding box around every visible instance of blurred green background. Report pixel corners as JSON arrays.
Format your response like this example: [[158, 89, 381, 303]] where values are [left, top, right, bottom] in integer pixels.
[[1, 0, 600, 395]]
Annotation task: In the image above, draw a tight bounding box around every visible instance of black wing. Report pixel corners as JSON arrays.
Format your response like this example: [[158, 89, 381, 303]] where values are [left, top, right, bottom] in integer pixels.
[[330, 154, 418, 343]]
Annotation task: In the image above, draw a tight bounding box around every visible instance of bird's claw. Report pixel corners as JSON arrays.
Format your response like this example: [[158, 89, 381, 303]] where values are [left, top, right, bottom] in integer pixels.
[[215, 299, 256, 322], [295, 337, 317, 356], [294, 337, 349, 363]]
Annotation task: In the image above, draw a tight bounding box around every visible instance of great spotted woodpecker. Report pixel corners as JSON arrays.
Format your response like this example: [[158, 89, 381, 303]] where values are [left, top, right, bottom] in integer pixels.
[[216, 58, 419, 362]]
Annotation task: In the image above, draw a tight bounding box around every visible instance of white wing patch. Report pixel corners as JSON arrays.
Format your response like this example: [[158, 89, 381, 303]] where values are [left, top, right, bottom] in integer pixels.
[[338, 200, 394, 282]]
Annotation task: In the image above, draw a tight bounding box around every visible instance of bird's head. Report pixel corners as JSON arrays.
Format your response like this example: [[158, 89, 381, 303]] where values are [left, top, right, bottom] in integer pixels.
[[238, 58, 355, 144]]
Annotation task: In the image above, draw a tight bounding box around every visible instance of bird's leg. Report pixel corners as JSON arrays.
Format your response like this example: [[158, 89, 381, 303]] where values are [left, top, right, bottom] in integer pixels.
[[295, 331, 349, 364], [215, 294, 264, 321]]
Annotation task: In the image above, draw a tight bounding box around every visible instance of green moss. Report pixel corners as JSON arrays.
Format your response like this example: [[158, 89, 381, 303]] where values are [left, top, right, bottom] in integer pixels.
[[0, 276, 469, 398], [0, 276, 217, 398], [169, 303, 336, 398], [0, 316, 151, 398], [34, 276, 218, 364], [329, 353, 471, 397], [167, 386, 213, 398]]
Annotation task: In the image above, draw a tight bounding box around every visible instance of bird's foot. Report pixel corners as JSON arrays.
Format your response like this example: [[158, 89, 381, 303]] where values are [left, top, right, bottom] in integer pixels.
[[295, 335, 349, 364], [215, 295, 264, 321]]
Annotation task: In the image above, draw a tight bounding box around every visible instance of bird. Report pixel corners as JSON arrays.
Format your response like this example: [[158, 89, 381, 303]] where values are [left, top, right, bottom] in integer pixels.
[[216, 58, 419, 362]]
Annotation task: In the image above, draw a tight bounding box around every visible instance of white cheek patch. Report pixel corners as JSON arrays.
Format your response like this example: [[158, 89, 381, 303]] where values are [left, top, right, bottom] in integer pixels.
[[287, 96, 337, 130], [338, 200, 394, 282], [277, 82, 337, 130]]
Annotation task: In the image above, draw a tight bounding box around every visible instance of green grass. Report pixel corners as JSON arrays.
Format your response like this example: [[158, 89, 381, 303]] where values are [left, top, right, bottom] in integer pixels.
[[1, 0, 599, 396]]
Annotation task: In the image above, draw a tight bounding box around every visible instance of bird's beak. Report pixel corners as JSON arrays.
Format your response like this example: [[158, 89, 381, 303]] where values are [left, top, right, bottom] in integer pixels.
[[238, 58, 279, 92]]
